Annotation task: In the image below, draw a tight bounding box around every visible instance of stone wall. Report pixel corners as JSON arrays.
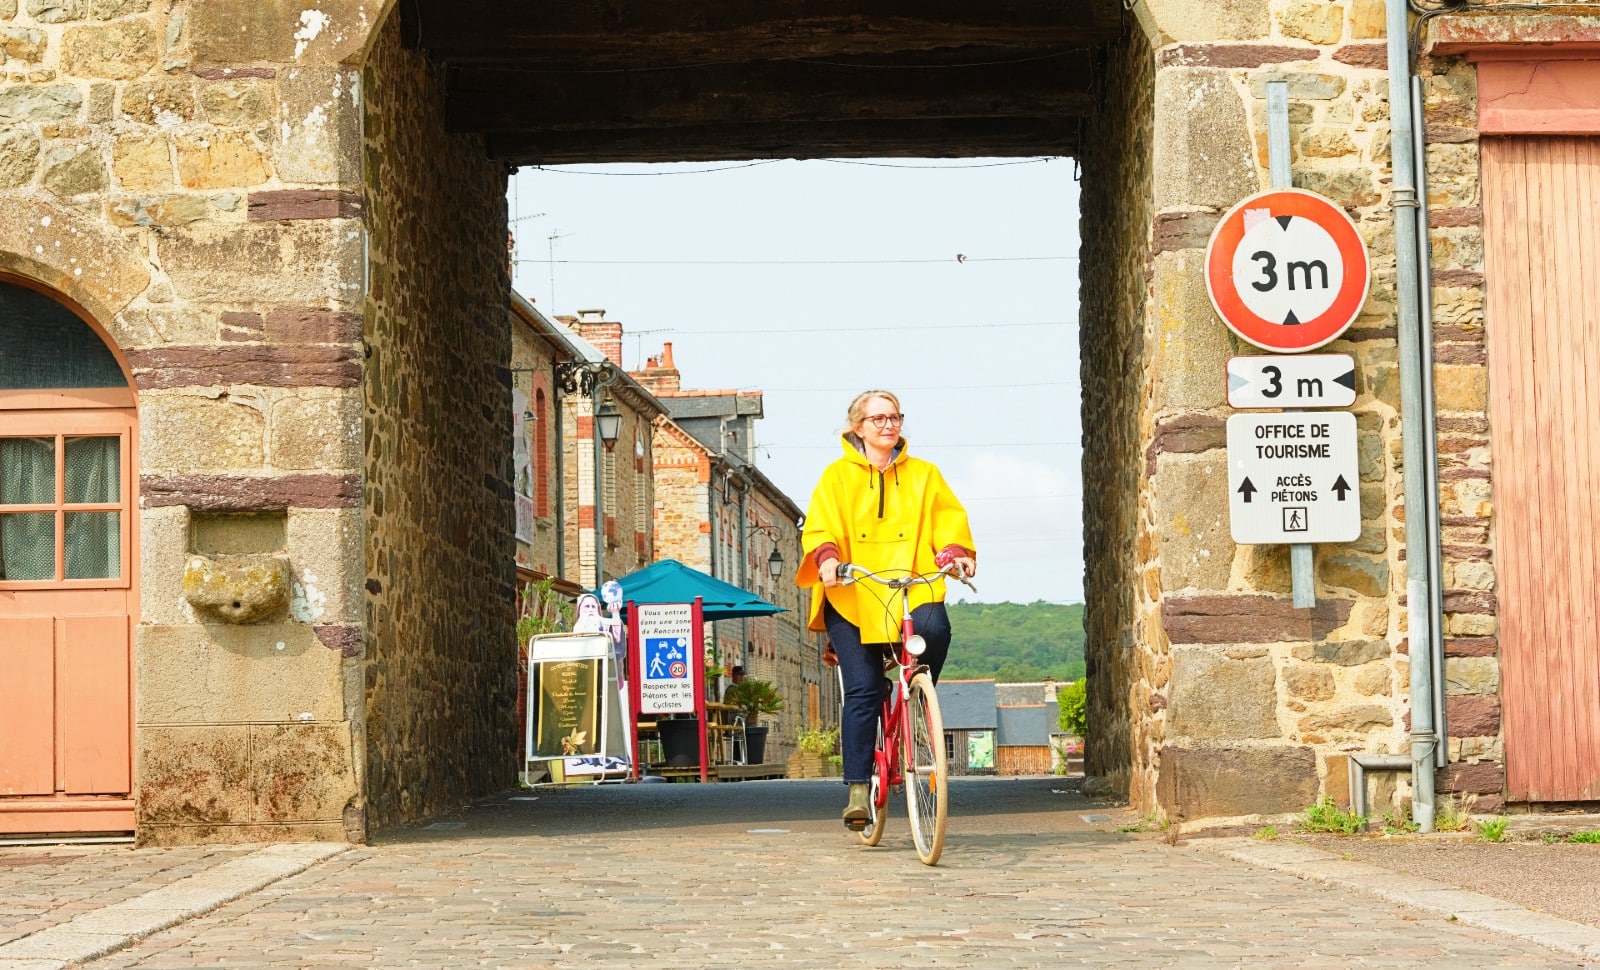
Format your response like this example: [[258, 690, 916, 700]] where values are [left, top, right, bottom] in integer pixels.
[[1126, 0, 1430, 827], [0, 0, 380, 843], [1078, 24, 1155, 798], [360, 13, 518, 832], [510, 312, 564, 579]]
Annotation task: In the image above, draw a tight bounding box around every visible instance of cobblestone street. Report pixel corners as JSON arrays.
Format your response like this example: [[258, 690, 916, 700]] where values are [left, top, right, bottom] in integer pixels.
[[2, 778, 1592, 968]]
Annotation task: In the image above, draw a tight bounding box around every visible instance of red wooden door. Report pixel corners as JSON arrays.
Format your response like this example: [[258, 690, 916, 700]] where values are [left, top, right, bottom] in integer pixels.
[[1482, 136, 1600, 802], [0, 409, 137, 833]]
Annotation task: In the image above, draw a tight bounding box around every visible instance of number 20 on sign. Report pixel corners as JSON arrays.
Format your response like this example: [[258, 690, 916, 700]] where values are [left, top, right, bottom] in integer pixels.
[[1205, 188, 1370, 353]]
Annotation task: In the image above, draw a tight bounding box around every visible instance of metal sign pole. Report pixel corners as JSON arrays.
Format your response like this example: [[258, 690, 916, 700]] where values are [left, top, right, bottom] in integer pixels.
[[1266, 80, 1317, 609]]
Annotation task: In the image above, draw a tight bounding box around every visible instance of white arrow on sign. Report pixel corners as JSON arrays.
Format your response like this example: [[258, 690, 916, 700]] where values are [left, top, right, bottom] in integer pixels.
[[1227, 354, 1357, 409]]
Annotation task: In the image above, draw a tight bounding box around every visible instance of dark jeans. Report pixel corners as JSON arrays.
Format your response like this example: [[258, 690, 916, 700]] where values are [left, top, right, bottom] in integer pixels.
[[823, 599, 951, 785]]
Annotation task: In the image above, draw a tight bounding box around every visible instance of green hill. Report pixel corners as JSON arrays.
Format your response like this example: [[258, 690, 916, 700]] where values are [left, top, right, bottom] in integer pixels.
[[943, 601, 1086, 682]]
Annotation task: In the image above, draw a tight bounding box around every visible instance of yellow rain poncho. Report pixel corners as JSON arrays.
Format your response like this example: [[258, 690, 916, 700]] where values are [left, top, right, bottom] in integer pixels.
[[795, 434, 975, 644]]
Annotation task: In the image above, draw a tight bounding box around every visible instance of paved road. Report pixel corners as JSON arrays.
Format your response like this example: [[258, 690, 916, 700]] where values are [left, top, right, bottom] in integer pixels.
[[4, 777, 1594, 968]]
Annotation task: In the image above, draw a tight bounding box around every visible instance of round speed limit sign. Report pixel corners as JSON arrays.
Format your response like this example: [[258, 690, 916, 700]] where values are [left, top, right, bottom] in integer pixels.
[[1205, 188, 1370, 353]]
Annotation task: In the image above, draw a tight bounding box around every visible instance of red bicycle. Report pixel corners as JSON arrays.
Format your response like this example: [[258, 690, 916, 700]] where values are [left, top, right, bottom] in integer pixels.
[[836, 561, 974, 866]]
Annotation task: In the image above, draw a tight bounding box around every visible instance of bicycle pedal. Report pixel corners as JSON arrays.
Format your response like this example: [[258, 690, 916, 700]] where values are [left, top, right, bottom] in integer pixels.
[[843, 817, 868, 832]]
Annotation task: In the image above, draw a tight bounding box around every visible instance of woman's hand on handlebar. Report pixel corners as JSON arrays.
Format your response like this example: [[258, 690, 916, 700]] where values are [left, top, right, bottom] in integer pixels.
[[819, 557, 843, 588]]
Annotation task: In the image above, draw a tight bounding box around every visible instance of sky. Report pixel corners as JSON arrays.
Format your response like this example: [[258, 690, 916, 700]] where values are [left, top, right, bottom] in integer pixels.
[[508, 159, 1084, 604]]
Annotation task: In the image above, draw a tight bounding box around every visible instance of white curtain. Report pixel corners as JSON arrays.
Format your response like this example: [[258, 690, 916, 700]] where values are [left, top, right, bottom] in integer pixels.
[[64, 436, 119, 580], [0, 437, 55, 581]]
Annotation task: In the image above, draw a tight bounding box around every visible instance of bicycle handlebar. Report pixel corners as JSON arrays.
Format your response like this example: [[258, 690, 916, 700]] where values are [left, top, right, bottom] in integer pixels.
[[836, 561, 977, 593]]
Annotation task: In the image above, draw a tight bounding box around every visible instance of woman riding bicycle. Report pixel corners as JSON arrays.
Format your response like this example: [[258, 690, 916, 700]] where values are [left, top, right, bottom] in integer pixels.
[[795, 390, 977, 825]]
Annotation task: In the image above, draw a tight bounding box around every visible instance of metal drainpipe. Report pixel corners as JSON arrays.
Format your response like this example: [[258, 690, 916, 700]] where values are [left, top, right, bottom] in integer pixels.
[[1412, 76, 1449, 769], [591, 366, 617, 590], [552, 365, 565, 579], [737, 473, 750, 673], [1386, 0, 1438, 831]]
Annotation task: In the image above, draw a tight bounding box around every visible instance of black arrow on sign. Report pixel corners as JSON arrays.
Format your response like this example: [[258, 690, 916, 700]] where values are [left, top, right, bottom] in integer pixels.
[[1283, 310, 1302, 326], [1238, 478, 1258, 503], [1276, 215, 1294, 230], [1332, 475, 1351, 500]]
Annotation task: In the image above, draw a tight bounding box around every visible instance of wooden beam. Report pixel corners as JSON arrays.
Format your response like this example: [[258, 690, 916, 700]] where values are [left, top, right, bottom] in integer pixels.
[[411, 0, 1124, 65], [485, 118, 1080, 165], [447, 54, 1096, 133]]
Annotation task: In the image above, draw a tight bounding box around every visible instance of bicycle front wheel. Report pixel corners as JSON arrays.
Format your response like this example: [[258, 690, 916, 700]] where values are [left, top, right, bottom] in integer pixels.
[[903, 672, 948, 865]]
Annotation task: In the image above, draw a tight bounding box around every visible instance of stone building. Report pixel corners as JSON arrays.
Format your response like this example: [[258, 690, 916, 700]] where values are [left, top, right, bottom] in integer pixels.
[[0, 0, 1595, 843], [633, 343, 837, 765]]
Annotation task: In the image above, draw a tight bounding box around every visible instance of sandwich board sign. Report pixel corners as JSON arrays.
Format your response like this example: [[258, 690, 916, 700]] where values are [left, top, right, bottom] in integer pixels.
[[1226, 411, 1361, 544], [1206, 188, 1370, 353]]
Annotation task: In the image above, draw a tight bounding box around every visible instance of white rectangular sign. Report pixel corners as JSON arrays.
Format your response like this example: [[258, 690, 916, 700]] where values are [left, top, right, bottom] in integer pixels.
[[1227, 354, 1356, 409], [1227, 412, 1361, 544], [635, 603, 695, 715]]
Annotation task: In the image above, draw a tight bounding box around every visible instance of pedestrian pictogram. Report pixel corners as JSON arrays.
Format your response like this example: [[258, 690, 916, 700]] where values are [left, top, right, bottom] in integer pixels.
[[1206, 189, 1370, 353]]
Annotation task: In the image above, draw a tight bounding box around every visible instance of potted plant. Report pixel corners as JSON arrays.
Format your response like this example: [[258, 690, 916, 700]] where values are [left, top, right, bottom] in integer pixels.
[[723, 678, 783, 765], [787, 725, 839, 779]]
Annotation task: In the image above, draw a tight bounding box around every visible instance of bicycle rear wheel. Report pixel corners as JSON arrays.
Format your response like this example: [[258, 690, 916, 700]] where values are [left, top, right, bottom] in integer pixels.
[[903, 672, 948, 865], [860, 721, 888, 846]]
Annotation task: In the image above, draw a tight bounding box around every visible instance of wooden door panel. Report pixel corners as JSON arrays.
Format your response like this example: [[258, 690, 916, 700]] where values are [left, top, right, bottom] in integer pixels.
[[0, 618, 56, 796], [58, 615, 131, 794], [1483, 136, 1600, 802]]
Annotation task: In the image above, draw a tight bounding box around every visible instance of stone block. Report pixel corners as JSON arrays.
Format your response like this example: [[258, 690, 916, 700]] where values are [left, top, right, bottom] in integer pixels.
[[1294, 638, 1391, 666], [1, 24, 45, 61], [1297, 704, 1393, 737], [1293, 167, 1379, 207], [156, 220, 362, 306], [1283, 663, 1335, 701], [1150, 249, 1234, 412], [199, 77, 273, 127], [60, 19, 157, 79], [111, 132, 172, 190], [1439, 759, 1503, 796], [107, 193, 210, 227], [1278, 1, 1345, 45], [1351, 664, 1391, 696], [135, 723, 252, 824], [136, 623, 344, 724], [250, 722, 356, 822], [175, 130, 271, 189], [1349, 0, 1387, 38], [1299, 127, 1357, 159], [1242, 543, 1291, 594], [1446, 656, 1500, 696], [138, 504, 190, 624], [1154, 69, 1257, 210], [1, 0, 17, 16], [140, 472, 360, 512], [1434, 364, 1488, 412], [273, 66, 361, 185], [1249, 72, 1347, 101], [40, 142, 107, 196], [112, 302, 218, 346], [1452, 559, 1495, 590], [0, 195, 150, 320], [1167, 647, 1279, 739], [0, 127, 40, 188], [1323, 752, 1352, 807], [1320, 551, 1388, 597], [0, 83, 82, 123], [1156, 744, 1318, 820], [1154, 453, 1232, 591], [1447, 693, 1501, 736], [189, 0, 372, 65], [193, 510, 287, 555], [139, 391, 265, 472], [26, 0, 82, 21], [1163, 594, 1353, 644], [118, 77, 195, 125], [1139, 0, 1270, 42], [287, 508, 362, 624], [90, 0, 149, 17], [269, 389, 361, 472]]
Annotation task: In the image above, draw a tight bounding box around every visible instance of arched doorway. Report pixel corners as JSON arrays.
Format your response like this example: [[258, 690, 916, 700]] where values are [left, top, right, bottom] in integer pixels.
[[0, 276, 139, 838]]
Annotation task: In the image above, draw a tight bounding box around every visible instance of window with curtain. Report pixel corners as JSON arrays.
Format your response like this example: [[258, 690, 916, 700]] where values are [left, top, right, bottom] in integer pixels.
[[0, 434, 122, 582]]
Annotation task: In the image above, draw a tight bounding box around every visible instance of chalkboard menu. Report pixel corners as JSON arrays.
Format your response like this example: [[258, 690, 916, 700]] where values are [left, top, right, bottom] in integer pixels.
[[534, 659, 602, 757]]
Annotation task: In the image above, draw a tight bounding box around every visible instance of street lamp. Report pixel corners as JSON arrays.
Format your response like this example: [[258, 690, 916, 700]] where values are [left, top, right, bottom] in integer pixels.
[[596, 402, 622, 450], [766, 546, 784, 579]]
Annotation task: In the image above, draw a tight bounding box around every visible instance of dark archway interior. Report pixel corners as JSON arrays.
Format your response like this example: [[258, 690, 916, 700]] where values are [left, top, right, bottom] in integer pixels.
[[401, 0, 1123, 163]]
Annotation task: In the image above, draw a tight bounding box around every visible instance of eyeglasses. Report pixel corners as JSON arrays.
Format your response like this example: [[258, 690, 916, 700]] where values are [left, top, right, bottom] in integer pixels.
[[863, 413, 905, 428]]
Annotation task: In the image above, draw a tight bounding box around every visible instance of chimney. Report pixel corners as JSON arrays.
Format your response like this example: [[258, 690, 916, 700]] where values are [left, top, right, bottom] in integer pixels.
[[569, 309, 622, 364], [630, 341, 682, 396]]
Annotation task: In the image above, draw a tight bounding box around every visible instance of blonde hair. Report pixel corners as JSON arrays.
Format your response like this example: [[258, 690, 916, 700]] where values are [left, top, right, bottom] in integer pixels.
[[845, 389, 901, 430]]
